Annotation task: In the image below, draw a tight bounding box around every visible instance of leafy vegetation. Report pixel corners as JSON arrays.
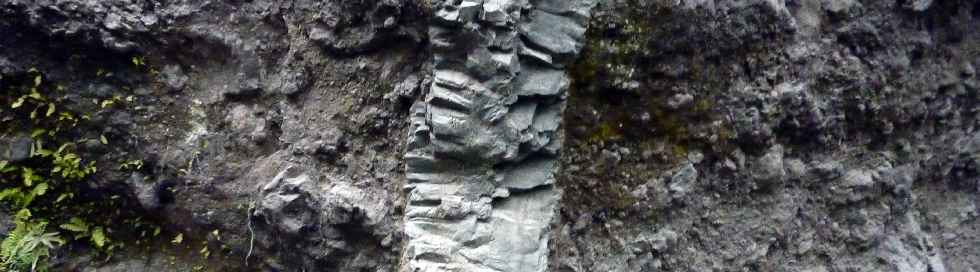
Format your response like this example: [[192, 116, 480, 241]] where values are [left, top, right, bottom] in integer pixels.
[[0, 210, 64, 272], [0, 68, 160, 270]]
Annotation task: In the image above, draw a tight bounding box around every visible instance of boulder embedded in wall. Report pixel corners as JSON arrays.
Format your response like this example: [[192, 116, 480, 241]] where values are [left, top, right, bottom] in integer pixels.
[[0, 136, 32, 163], [669, 163, 698, 199], [751, 144, 786, 188]]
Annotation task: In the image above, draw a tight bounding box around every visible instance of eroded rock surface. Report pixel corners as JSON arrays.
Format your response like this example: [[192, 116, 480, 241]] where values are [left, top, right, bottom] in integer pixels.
[[555, 0, 980, 271], [2, 0, 979, 271], [1, 0, 425, 271], [402, 0, 594, 271]]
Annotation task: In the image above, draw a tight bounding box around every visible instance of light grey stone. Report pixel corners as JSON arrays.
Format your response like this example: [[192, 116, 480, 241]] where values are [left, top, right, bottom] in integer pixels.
[[515, 66, 570, 97], [498, 158, 556, 191], [519, 10, 588, 64], [649, 228, 680, 252], [402, 0, 594, 271], [669, 163, 698, 199], [834, 169, 876, 203], [667, 93, 695, 109], [904, 0, 934, 11], [160, 65, 188, 91], [752, 145, 786, 187], [1, 136, 32, 163], [823, 0, 858, 13]]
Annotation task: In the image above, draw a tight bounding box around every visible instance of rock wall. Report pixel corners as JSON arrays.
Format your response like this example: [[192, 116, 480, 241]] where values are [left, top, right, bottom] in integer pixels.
[[0, 0, 427, 271], [554, 0, 980, 271], [402, 0, 593, 271], [1, 0, 979, 271]]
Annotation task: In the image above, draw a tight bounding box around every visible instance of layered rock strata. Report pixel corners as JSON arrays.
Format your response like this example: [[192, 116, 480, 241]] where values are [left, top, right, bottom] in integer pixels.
[[402, 0, 593, 271]]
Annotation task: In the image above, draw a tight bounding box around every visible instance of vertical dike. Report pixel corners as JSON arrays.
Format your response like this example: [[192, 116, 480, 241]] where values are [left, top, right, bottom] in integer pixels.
[[402, 0, 594, 271]]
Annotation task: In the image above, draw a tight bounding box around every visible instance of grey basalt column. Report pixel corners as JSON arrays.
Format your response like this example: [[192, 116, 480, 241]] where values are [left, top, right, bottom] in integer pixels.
[[402, 0, 594, 271]]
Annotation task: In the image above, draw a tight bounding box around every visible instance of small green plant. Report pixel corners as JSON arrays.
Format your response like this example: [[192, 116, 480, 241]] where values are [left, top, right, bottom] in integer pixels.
[[131, 56, 145, 67], [45, 143, 97, 181], [59, 217, 108, 250], [119, 159, 143, 171], [0, 210, 64, 272], [0, 69, 148, 270]]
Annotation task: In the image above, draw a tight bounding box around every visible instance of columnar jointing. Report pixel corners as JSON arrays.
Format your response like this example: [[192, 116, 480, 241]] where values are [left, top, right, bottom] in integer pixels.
[[403, 0, 593, 271]]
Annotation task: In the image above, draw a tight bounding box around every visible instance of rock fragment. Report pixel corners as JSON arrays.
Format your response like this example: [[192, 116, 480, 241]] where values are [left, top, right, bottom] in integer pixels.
[[752, 145, 786, 188], [669, 163, 698, 199], [0, 136, 32, 163], [160, 65, 188, 92]]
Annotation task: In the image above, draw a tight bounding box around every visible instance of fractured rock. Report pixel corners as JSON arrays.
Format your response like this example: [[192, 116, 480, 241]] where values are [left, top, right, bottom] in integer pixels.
[[402, 0, 595, 271]]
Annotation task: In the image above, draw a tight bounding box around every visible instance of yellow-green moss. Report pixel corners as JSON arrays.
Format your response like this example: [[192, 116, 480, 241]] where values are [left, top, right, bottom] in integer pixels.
[[588, 122, 623, 143], [559, 1, 743, 216]]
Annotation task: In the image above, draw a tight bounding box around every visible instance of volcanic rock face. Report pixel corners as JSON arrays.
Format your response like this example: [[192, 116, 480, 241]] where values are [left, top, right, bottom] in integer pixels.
[[1, 0, 424, 271], [402, 0, 593, 271], [2, 0, 980, 271], [555, 1, 980, 271]]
